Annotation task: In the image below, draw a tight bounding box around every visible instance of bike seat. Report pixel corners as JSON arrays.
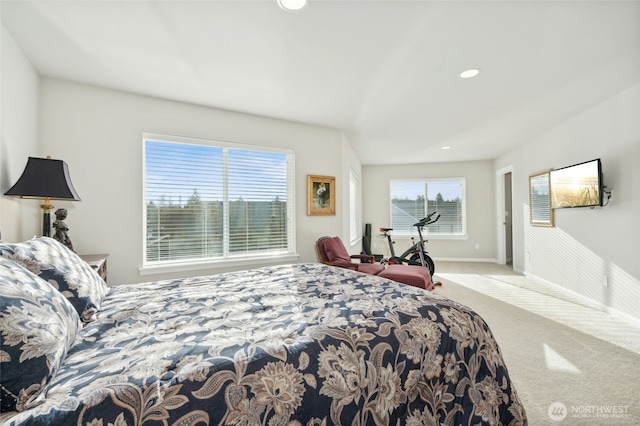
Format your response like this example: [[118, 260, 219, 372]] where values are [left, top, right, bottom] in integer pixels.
[[380, 228, 393, 232]]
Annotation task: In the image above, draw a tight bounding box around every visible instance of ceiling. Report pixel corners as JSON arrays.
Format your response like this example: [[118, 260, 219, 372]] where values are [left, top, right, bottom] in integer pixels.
[[2, 0, 639, 165]]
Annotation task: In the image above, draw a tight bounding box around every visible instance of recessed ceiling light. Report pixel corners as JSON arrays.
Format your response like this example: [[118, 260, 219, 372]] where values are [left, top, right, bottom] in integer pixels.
[[460, 69, 480, 79], [441, 146, 451, 150], [278, 0, 308, 11]]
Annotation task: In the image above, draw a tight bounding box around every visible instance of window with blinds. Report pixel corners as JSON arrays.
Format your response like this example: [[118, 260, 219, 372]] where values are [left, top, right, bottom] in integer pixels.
[[390, 178, 466, 236], [143, 134, 295, 265], [349, 169, 361, 244]]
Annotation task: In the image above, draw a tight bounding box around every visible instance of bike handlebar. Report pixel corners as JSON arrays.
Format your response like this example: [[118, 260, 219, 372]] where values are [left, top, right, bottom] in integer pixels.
[[413, 212, 440, 228], [381, 212, 440, 234]]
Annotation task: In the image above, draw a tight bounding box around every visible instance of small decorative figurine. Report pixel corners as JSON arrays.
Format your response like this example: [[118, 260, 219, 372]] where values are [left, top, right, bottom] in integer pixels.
[[53, 208, 75, 252]]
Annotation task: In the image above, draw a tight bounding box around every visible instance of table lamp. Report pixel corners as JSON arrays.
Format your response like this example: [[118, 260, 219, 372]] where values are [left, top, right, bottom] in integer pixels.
[[4, 156, 81, 237]]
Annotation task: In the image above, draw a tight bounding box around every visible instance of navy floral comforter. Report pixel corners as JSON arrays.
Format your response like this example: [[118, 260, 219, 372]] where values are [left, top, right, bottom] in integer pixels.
[[3, 263, 526, 425]]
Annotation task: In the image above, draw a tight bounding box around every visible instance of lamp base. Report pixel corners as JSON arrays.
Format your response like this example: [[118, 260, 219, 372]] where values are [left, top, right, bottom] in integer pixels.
[[40, 198, 55, 237]]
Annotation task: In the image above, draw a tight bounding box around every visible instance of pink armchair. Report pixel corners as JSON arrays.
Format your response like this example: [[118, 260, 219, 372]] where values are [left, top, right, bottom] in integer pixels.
[[315, 236, 385, 275], [316, 236, 434, 290]]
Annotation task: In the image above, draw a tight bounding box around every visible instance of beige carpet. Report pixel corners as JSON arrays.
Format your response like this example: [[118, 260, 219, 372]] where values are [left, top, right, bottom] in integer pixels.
[[432, 262, 640, 425]]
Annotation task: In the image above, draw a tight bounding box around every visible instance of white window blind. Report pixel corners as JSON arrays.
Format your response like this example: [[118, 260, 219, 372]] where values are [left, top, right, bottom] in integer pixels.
[[530, 175, 551, 223], [390, 178, 466, 236], [144, 134, 295, 265], [349, 169, 361, 244]]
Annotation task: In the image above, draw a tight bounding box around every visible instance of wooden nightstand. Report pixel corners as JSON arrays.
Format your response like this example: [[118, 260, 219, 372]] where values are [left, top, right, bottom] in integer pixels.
[[80, 254, 109, 283]]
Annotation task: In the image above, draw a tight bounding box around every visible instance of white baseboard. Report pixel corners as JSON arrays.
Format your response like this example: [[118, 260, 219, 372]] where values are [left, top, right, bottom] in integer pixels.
[[433, 257, 498, 263], [524, 272, 640, 329]]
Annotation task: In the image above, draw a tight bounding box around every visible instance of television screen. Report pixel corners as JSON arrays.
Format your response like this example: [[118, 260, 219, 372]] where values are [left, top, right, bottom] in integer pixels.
[[550, 159, 603, 208]]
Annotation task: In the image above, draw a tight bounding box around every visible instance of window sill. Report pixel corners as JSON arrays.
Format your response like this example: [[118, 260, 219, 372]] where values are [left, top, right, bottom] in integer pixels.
[[139, 253, 300, 276]]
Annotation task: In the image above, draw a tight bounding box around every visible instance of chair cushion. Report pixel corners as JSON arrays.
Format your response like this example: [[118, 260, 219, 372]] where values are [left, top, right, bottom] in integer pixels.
[[321, 237, 353, 268], [358, 263, 385, 275], [379, 264, 433, 290]]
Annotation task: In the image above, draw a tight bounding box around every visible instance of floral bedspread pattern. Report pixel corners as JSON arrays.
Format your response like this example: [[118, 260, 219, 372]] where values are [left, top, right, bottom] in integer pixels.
[[2, 263, 526, 425]]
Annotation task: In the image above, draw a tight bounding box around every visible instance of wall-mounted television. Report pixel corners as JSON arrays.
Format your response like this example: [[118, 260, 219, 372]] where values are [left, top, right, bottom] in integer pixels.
[[550, 158, 603, 208]]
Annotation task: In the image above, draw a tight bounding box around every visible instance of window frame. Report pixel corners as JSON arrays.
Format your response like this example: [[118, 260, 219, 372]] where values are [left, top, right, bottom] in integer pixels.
[[389, 177, 467, 239], [529, 169, 554, 227], [349, 168, 361, 245], [140, 132, 297, 275]]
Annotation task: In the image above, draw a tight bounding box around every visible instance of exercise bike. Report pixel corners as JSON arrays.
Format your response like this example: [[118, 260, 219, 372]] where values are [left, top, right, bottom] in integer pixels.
[[380, 211, 440, 278]]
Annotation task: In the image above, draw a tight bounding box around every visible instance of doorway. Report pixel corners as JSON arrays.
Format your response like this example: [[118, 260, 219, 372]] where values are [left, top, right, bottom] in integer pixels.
[[504, 172, 513, 264], [496, 166, 514, 266]]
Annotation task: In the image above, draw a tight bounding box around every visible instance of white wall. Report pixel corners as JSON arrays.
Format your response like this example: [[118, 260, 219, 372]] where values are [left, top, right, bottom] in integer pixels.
[[38, 78, 347, 285], [496, 83, 640, 322], [0, 25, 40, 241], [362, 160, 496, 262]]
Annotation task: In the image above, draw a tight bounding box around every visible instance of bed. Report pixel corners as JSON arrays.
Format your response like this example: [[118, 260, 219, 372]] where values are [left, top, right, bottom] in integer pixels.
[[1, 237, 526, 425]]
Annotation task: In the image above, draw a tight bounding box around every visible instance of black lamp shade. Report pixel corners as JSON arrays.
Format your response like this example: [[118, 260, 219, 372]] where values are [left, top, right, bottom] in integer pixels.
[[4, 157, 81, 201]]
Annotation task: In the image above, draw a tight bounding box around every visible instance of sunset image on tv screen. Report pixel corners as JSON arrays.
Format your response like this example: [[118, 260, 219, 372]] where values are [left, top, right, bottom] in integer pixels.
[[550, 160, 600, 208]]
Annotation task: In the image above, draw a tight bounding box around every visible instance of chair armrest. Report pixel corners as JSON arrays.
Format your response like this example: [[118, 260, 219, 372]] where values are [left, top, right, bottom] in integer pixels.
[[350, 254, 375, 263]]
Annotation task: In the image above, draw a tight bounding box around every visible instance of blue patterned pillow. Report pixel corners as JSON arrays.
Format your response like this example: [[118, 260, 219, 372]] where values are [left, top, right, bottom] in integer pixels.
[[0, 237, 108, 324], [0, 257, 82, 412]]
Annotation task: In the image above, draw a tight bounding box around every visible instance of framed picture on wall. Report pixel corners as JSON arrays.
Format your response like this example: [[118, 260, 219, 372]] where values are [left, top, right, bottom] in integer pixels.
[[529, 170, 554, 227], [307, 175, 335, 216]]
